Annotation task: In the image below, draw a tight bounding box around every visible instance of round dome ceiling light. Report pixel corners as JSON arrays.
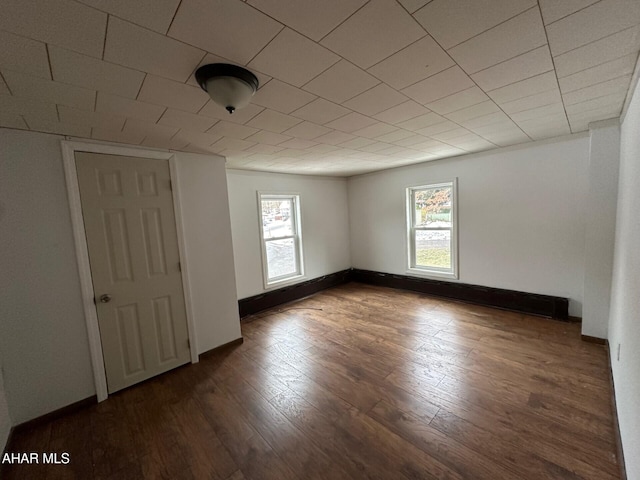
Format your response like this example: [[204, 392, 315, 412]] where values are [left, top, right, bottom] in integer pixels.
[[195, 63, 259, 114]]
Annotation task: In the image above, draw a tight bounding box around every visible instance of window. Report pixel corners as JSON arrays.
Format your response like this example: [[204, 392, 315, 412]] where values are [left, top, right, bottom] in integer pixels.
[[407, 180, 458, 279], [258, 193, 304, 287]]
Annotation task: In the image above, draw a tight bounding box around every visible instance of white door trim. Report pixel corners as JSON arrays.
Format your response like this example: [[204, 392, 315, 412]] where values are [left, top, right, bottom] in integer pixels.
[[60, 140, 199, 402]]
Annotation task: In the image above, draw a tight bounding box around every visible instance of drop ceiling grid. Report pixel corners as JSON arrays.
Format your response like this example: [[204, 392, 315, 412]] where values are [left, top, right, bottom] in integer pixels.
[[0, 0, 638, 176]]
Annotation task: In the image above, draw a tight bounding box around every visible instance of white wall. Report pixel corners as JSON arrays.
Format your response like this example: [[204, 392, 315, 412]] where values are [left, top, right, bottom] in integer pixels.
[[0, 128, 241, 424], [582, 121, 620, 338], [0, 129, 96, 425], [227, 169, 351, 299], [0, 361, 12, 454], [174, 153, 241, 353], [348, 136, 590, 317], [609, 75, 640, 480]]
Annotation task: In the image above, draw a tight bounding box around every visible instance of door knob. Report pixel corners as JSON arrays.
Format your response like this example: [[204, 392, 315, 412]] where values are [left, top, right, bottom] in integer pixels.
[[99, 294, 112, 303]]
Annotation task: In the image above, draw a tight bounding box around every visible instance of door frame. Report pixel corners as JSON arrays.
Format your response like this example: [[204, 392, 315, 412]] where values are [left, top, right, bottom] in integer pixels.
[[61, 140, 199, 402]]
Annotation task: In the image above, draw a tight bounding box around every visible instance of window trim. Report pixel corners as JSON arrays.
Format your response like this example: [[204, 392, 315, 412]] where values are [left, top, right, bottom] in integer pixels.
[[257, 192, 305, 289], [406, 179, 459, 280]]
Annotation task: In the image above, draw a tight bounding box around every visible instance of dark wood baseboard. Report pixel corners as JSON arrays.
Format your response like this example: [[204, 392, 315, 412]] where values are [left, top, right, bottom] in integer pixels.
[[351, 269, 569, 319], [581, 334, 607, 344], [605, 340, 627, 480], [11, 395, 97, 435], [568, 315, 582, 323], [238, 269, 351, 318], [199, 337, 244, 358]]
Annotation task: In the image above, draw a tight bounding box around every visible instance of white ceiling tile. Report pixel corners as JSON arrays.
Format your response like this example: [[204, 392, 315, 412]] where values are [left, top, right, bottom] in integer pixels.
[[426, 87, 489, 115], [49, 46, 145, 99], [245, 144, 286, 155], [3, 70, 95, 109], [321, 0, 425, 69], [344, 83, 408, 116], [303, 60, 380, 104], [123, 118, 178, 139], [313, 130, 357, 145], [207, 120, 259, 139], [538, 0, 599, 25], [282, 121, 331, 140], [137, 75, 208, 113], [337, 137, 378, 149], [252, 79, 317, 114], [199, 101, 264, 125], [481, 130, 531, 146], [397, 112, 446, 131], [96, 91, 166, 122], [157, 108, 217, 133], [374, 145, 407, 155], [352, 122, 398, 139], [358, 141, 395, 153], [23, 116, 92, 137], [247, 0, 366, 41], [398, 0, 431, 14], [546, 0, 640, 56], [168, 0, 282, 65], [0, 75, 9, 95], [460, 111, 513, 129], [248, 28, 340, 87], [278, 138, 318, 150], [563, 76, 631, 105], [413, 0, 536, 49], [510, 102, 566, 121], [244, 130, 292, 145], [58, 105, 126, 130], [76, 0, 180, 34], [553, 26, 640, 78], [172, 129, 222, 147], [518, 119, 571, 139], [290, 98, 351, 124], [374, 100, 431, 124], [0, 95, 58, 121], [487, 71, 558, 103], [402, 66, 475, 104], [0, 112, 28, 129], [392, 134, 433, 147], [0, 31, 50, 79], [500, 88, 562, 114], [429, 127, 473, 141], [0, 0, 106, 58], [472, 46, 553, 90], [245, 109, 303, 133], [448, 8, 547, 74], [414, 120, 459, 136], [565, 92, 627, 114], [210, 137, 256, 153], [324, 112, 378, 133], [367, 36, 455, 90], [559, 54, 638, 93], [567, 104, 622, 124], [375, 129, 415, 143], [105, 17, 204, 83]]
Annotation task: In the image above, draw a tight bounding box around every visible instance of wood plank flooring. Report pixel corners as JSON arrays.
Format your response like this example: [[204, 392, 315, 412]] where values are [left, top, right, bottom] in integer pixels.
[[1, 283, 620, 479]]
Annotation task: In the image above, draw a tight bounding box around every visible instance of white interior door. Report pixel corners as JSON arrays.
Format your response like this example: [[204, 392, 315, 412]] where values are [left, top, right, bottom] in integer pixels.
[[75, 152, 191, 393]]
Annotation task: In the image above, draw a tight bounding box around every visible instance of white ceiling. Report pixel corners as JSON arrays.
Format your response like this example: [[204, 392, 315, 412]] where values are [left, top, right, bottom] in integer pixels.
[[1, 0, 639, 176]]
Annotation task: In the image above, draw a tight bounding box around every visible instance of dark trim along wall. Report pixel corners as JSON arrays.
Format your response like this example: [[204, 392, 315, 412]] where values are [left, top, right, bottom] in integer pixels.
[[238, 268, 570, 320]]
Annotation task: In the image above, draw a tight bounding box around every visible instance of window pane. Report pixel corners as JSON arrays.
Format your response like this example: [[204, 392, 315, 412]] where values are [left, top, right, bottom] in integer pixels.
[[415, 230, 451, 269], [262, 199, 294, 239], [414, 187, 452, 227], [266, 238, 297, 279]]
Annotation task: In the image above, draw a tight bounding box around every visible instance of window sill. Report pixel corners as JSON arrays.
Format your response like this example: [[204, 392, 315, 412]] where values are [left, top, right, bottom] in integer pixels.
[[406, 268, 458, 281], [264, 274, 306, 290]]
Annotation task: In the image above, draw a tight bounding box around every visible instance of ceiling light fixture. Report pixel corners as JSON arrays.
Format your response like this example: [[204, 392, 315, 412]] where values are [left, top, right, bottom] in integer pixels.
[[195, 63, 259, 114]]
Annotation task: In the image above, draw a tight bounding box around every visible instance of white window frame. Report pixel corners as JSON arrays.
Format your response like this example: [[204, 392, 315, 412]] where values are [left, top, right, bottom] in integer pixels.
[[258, 192, 305, 289], [406, 179, 458, 279]]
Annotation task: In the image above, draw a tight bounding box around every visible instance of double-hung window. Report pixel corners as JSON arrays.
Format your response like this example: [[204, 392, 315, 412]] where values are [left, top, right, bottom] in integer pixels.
[[258, 193, 304, 287], [407, 180, 458, 279]]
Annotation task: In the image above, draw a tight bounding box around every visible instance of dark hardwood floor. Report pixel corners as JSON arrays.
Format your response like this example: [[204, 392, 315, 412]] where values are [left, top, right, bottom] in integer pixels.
[[2, 283, 620, 479]]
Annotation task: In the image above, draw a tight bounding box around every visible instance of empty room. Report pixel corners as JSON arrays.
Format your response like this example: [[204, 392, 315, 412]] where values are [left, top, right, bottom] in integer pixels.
[[1, 0, 639, 478]]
